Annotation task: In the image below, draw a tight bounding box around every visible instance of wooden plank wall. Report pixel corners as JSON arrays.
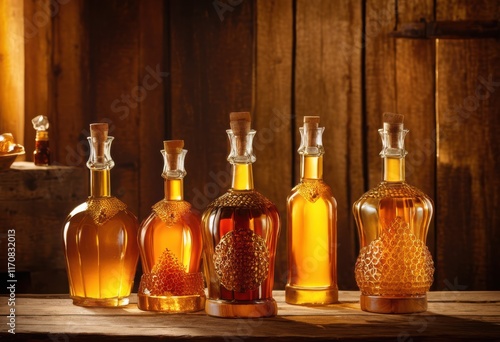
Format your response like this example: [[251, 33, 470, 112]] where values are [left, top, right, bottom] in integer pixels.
[[13, 0, 500, 292], [435, 1, 500, 291]]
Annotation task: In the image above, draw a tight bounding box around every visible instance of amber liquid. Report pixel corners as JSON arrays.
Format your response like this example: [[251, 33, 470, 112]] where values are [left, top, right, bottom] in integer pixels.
[[138, 203, 202, 274], [286, 179, 337, 304], [202, 164, 280, 317], [63, 170, 139, 307], [33, 139, 50, 166], [352, 157, 434, 313], [63, 202, 139, 306]]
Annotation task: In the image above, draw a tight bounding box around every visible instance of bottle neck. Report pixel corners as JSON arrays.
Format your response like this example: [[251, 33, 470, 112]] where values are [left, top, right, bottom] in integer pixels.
[[231, 163, 254, 190], [164, 178, 184, 201], [383, 157, 405, 182], [300, 155, 323, 180], [90, 169, 111, 197]]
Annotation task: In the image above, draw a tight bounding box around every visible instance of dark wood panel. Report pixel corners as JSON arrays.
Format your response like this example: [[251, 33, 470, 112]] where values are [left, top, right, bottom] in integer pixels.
[[0, 163, 86, 276], [365, 0, 397, 190], [88, 0, 141, 214], [169, 0, 254, 211], [436, 39, 500, 290], [435, 0, 500, 291], [138, 0, 166, 220], [254, 0, 293, 288], [51, 0, 89, 166], [295, 0, 363, 290], [436, 0, 500, 20], [23, 0, 51, 162], [395, 0, 437, 284]]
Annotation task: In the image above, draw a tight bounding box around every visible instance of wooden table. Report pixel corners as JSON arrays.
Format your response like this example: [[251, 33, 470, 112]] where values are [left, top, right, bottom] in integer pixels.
[[1, 291, 499, 341]]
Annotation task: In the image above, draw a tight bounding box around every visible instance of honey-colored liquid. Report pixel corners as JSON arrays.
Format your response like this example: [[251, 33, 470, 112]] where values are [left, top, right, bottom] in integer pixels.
[[63, 200, 139, 307], [138, 202, 202, 274], [286, 180, 337, 304], [202, 188, 280, 317], [352, 157, 434, 313]]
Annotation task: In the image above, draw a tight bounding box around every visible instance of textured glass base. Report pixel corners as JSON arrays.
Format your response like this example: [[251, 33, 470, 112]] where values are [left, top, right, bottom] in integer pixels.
[[138, 293, 205, 313], [285, 285, 338, 305], [205, 298, 277, 318], [71, 296, 129, 307], [360, 294, 427, 314]]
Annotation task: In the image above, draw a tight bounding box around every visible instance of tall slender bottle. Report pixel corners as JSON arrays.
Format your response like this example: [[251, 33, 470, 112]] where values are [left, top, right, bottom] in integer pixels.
[[137, 140, 205, 313], [202, 112, 280, 318], [63, 123, 139, 307], [353, 113, 434, 313], [286, 116, 338, 305]]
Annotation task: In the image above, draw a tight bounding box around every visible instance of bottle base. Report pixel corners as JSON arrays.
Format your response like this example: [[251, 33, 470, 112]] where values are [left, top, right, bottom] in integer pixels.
[[71, 296, 129, 307], [285, 285, 338, 305], [360, 294, 428, 314], [205, 298, 277, 318], [138, 293, 206, 313]]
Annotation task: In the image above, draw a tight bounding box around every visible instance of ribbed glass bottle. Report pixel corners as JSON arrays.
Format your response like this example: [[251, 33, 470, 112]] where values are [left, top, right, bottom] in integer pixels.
[[353, 113, 434, 313], [201, 112, 280, 318], [62, 123, 139, 307], [286, 116, 338, 305]]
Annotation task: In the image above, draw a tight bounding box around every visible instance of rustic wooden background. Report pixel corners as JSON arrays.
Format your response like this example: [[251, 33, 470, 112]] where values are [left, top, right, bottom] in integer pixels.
[[1, 0, 498, 292]]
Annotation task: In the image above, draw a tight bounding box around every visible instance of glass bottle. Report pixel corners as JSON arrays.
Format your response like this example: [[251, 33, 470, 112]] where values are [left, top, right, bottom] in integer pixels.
[[353, 113, 434, 313], [62, 123, 139, 307], [137, 140, 205, 313], [32, 115, 50, 166], [202, 112, 280, 318], [286, 116, 338, 305]]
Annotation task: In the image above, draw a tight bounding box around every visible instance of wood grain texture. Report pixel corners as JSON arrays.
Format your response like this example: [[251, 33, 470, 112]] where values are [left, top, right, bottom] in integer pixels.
[[254, 0, 293, 288], [0, 162, 86, 292], [23, 0, 51, 162], [0, 0, 25, 147], [365, 0, 397, 189], [51, 0, 89, 166], [138, 0, 166, 220], [88, 0, 140, 215], [435, 0, 500, 291], [395, 0, 437, 281], [169, 0, 254, 211], [0, 292, 499, 341], [435, 39, 500, 290], [436, 0, 500, 21]]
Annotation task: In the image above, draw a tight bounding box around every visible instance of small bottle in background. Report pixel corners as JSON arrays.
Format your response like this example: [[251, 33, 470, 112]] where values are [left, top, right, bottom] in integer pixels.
[[32, 115, 50, 166]]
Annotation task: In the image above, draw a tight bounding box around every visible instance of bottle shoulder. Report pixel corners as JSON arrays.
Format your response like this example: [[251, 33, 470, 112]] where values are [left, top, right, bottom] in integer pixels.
[[144, 199, 201, 227], [65, 196, 137, 226], [205, 189, 276, 211], [289, 179, 335, 203], [356, 182, 432, 203]]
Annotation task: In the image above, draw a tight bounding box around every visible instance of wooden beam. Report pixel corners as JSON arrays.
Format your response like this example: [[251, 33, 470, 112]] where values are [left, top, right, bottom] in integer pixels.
[[0, 0, 25, 149]]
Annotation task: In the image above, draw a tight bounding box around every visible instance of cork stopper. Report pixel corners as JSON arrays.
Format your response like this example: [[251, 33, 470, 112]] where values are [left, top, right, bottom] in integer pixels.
[[379, 113, 407, 157], [304, 116, 320, 147], [164, 140, 184, 171], [230, 112, 251, 136], [90, 123, 108, 158], [383, 112, 404, 132], [229, 112, 251, 156], [164, 140, 184, 154], [304, 116, 320, 128]]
